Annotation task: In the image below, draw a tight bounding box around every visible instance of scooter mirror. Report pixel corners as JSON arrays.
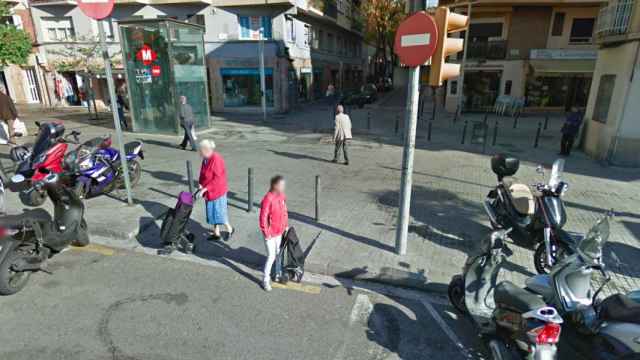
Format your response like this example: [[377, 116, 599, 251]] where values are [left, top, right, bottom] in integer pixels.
[[11, 174, 25, 184]]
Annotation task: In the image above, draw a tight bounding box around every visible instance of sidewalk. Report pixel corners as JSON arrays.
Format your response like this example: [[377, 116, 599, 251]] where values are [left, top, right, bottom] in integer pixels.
[[2, 105, 639, 296]]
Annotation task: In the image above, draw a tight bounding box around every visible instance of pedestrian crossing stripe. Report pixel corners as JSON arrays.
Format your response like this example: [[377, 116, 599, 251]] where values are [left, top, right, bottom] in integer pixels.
[[272, 281, 321, 294]]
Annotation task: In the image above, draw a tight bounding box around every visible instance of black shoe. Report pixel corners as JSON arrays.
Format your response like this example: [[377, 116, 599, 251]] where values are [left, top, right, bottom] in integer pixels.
[[331, 159, 338, 163], [177, 145, 186, 150], [207, 233, 221, 241], [225, 229, 235, 242], [344, 161, 349, 166], [157, 244, 176, 256]]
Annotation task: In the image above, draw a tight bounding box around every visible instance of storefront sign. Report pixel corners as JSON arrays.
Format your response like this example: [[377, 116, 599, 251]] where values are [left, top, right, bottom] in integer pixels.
[[300, 67, 312, 74], [530, 49, 597, 60], [136, 44, 158, 66], [220, 68, 273, 76], [134, 68, 152, 84]]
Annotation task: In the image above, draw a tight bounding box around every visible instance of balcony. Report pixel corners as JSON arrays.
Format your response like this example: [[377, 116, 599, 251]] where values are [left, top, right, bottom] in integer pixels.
[[596, 0, 635, 37], [309, 0, 338, 18], [461, 40, 507, 60]]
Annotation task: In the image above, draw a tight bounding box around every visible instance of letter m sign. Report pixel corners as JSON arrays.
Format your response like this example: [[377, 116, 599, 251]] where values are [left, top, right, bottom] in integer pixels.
[[136, 44, 157, 66]]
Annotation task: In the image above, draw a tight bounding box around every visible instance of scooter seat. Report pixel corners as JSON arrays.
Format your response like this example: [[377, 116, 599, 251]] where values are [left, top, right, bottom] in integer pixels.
[[495, 281, 546, 313], [599, 294, 640, 324]]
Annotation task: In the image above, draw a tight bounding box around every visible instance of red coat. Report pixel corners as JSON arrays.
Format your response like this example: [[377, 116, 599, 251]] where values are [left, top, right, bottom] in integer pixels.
[[198, 152, 228, 201], [259, 191, 288, 239]]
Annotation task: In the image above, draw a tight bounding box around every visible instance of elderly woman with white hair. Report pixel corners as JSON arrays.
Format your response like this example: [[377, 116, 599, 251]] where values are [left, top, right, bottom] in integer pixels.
[[198, 139, 234, 240]]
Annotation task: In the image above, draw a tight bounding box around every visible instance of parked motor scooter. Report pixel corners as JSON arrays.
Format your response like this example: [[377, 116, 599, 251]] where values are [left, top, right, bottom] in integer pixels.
[[9, 122, 80, 206], [448, 229, 564, 360], [484, 154, 575, 274], [62, 134, 144, 199], [525, 213, 640, 359], [0, 170, 89, 295]]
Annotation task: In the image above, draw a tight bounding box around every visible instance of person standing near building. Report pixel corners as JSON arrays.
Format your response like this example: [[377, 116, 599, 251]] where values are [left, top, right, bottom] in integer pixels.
[[178, 95, 197, 151], [0, 88, 18, 145], [560, 107, 583, 156], [332, 105, 352, 165], [199, 139, 234, 240], [259, 175, 289, 292]]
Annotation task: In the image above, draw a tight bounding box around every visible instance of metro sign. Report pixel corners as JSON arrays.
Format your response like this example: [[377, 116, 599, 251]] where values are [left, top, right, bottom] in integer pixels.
[[77, 0, 115, 20], [136, 45, 157, 66], [394, 12, 439, 67]]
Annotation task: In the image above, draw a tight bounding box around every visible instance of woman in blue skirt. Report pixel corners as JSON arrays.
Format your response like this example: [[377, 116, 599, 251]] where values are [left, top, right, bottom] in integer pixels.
[[198, 139, 234, 240]]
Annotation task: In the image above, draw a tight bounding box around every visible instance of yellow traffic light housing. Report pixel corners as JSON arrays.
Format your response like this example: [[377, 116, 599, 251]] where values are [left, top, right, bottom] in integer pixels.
[[428, 7, 469, 87]]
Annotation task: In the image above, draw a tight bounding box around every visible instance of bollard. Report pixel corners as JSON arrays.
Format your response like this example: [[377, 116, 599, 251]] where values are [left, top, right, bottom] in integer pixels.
[[395, 115, 400, 135], [543, 114, 549, 130], [461, 120, 468, 144], [431, 100, 437, 121], [427, 121, 432, 141], [248, 167, 254, 212], [483, 110, 489, 125], [513, 113, 519, 129], [453, 105, 459, 124], [315, 175, 320, 222], [186, 160, 194, 194], [492, 120, 498, 146], [534, 122, 542, 148], [367, 111, 371, 131]]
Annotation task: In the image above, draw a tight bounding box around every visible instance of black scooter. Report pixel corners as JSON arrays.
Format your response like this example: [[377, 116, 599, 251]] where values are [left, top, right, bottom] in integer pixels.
[[0, 171, 89, 295], [448, 229, 564, 359], [484, 154, 575, 274]]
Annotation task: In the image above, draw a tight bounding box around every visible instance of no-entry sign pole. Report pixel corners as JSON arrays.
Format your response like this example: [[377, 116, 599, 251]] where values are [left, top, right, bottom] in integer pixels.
[[393, 12, 439, 255], [78, 0, 133, 205], [396, 66, 420, 255], [98, 23, 133, 206]]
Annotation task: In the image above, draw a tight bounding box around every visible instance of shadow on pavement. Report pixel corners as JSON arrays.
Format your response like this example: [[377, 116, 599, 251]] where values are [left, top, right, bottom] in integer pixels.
[[268, 150, 333, 163]]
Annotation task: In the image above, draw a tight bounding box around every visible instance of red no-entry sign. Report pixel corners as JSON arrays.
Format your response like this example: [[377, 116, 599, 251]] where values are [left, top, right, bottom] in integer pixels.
[[78, 0, 115, 20], [394, 12, 438, 67]]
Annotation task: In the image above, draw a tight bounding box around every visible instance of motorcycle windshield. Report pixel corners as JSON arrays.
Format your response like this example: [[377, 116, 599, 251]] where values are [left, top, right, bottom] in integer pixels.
[[31, 129, 54, 158], [548, 158, 565, 190], [577, 216, 610, 264]]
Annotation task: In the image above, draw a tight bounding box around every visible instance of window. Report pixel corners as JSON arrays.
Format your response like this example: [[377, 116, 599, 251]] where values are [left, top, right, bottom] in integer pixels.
[[312, 28, 319, 48], [450, 80, 458, 95], [186, 14, 205, 26], [469, 23, 503, 41], [327, 32, 334, 52], [42, 17, 75, 41], [286, 18, 295, 43], [238, 16, 272, 40], [569, 18, 595, 43], [318, 30, 324, 49], [593, 75, 616, 123], [221, 68, 274, 107], [551, 12, 565, 36], [304, 24, 312, 47], [504, 80, 512, 95]]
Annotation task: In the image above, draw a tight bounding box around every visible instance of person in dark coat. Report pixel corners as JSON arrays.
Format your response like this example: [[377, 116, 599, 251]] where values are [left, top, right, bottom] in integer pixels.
[[178, 95, 197, 151], [0, 89, 18, 145], [560, 106, 583, 156], [116, 92, 129, 130]]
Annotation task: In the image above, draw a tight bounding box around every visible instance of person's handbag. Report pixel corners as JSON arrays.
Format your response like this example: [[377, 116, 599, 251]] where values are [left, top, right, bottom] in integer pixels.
[[191, 125, 197, 140]]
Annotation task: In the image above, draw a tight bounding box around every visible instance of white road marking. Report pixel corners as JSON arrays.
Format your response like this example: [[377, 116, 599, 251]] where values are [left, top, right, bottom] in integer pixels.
[[401, 33, 431, 47], [421, 297, 474, 359]]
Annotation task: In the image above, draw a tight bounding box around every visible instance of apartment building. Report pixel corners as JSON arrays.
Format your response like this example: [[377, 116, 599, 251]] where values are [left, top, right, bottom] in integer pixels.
[[582, 0, 639, 166], [28, 0, 366, 113], [1, 0, 45, 105], [414, 0, 603, 113]]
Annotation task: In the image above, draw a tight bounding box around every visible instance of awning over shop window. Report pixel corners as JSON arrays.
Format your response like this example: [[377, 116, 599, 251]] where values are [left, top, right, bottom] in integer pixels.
[[529, 60, 595, 74]]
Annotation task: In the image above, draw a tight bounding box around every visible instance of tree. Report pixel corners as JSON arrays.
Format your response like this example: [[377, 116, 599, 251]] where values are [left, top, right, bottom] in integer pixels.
[[361, 0, 405, 79], [0, 1, 32, 67]]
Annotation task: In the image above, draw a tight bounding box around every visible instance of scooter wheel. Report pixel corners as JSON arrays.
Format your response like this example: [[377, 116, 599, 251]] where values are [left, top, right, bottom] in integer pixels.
[[448, 275, 467, 314], [0, 251, 32, 295], [71, 220, 90, 247], [534, 242, 561, 275]]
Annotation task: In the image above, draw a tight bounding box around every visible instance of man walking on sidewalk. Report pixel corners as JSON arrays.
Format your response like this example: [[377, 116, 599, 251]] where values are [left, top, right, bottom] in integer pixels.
[[559, 106, 583, 156], [178, 95, 197, 151], [332, 105, 352, 165]]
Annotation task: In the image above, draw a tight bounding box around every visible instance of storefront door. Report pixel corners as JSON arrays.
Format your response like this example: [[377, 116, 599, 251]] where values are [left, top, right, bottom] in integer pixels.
[[463, 71, 501, 111]]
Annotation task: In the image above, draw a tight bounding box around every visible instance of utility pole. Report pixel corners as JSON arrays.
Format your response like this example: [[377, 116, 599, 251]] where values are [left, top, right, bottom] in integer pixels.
[[259, 29, 267, 123], [98, 21, 133, 205], [455, 2, 472, 117], [395, 66, 421, 255]]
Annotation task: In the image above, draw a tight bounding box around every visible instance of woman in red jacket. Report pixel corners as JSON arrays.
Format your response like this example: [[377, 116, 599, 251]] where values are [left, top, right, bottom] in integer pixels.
[[259, 175, 289, 291], [198, 139, 234, 240]]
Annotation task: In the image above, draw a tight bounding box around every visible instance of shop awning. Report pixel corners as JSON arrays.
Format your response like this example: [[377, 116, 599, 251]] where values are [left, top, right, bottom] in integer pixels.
[[529, 59, 596, 74]]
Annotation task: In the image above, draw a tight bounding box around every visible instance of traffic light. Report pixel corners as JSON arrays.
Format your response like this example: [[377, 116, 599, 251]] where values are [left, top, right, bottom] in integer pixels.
[[428, 6, 469, 87]]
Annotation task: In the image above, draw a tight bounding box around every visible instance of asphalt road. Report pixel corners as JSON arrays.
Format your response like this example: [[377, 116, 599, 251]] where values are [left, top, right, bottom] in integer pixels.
[[0, 245, 485, 360]]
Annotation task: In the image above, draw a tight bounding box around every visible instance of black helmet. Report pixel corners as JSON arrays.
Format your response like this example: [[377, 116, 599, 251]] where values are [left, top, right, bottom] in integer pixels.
[[9, 146, 30, 163]]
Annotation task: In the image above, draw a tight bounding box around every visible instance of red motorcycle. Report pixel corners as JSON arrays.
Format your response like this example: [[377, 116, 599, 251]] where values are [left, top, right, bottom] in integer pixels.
[[9, 122, 80, 206]]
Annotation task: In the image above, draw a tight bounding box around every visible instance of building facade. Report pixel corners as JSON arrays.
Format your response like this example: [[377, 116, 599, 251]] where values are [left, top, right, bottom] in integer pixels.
[[1, 0, 46, 105], [582, 0, 640, 166], [28, 0, 366, 114], [431, 0, 603, 113]]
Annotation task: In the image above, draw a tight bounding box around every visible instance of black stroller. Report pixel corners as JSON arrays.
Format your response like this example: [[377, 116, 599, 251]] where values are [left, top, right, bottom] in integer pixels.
[[277, 227, 305, 283]]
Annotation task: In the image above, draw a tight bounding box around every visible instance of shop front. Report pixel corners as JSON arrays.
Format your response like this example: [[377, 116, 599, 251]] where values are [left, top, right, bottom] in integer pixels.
[[221, 68, 274, 108], [525, 64, 593, 111], [462, 70, 501, 111]]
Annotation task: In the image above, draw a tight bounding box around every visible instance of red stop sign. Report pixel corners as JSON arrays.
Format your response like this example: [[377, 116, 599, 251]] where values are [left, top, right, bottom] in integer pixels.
[[394, 12, 438, 67], [78, 0, 115, 20]]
